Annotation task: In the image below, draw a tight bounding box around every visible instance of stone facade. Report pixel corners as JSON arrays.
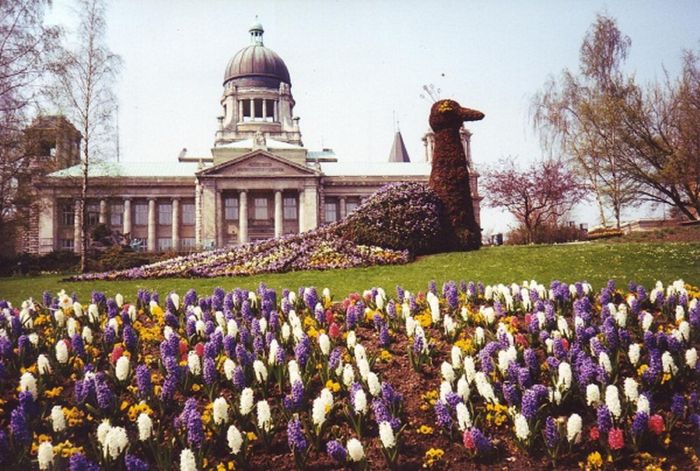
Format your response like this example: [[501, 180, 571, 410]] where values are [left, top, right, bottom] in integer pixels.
[[33, 22, 482, 254]]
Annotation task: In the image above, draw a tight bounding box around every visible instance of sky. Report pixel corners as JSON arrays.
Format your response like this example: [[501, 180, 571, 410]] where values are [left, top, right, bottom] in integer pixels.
[[44, 0, 700, 235]]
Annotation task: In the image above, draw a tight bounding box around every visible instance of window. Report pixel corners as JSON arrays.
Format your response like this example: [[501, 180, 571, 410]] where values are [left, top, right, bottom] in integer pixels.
[[134, 203, 148, 226], [266, 99, 276, 122], [157, 238, 172, 251], [110, 203, 123, 227], [181, 238, 196, 249], [59, 238, 74, 251], [283, 197, 297, 220], [254, 98, 263, 118], [254, 197, 268, 220], [182, 203, 195, 225], [242, 100, 251, 121], [60, 203, 75, 226], [224, 197, 238, 221], [158, 202, 172, 225], [86, 203, 100, 226], [324, 201, 338, 223], [345, 200, 360, 215]]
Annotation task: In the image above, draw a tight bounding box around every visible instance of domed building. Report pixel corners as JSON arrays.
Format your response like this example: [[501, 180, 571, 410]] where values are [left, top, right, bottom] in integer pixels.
[[29, 21, 481, 254]]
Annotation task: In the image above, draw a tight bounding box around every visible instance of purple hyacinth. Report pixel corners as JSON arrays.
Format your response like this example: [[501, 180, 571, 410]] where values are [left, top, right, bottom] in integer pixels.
[[435, 400, 453, 429], [386, 301, 397, 320], [136, 364, 152, 399], [544, 416, 559, 448], [329, 347, 342, 370], [223, 335, 236, 358], [379, 325, 390, 347], [521, 388, 540, 421], [203, 357, 217, 385], [470, 427, 492, 454], [235, 344, 252, 367], [346, 304, 359, 330], [631, 411, 648, 437], [123, 325, 137, 352], [597, 405, 612, 434], [326, 440, 347, 463], [283, 380, 305, 411], [19, 391, 37, 418], [187, 411, 204, 448], [160, 374, 177, 402], [233, 365, 246, 390], [10, 407, 30, 445], [671, 394, 686, 418], [177, 398, 198, 428], [96, 379, 115, 410], [294, 335, 311, 368], [69, 453, 101, 471], [428, 280, 437, 295], [287, 418, 308, 452], [103, 325, 116, 345], [71, 333, 85, 357], [502, 382, 520, 407], [125, 454, 150, 471], [381, 382, 402, 409], [303, 287, 318, 312], [413, 334, 424, 355], [396, 285, 405, 303]]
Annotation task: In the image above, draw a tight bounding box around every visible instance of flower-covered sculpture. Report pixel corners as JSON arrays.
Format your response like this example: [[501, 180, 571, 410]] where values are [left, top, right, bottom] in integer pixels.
[[428, 99, 484, 250]]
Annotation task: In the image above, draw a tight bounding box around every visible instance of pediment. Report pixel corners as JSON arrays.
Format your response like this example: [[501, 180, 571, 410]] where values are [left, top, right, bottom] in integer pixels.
[[197, 150, 318, 178]]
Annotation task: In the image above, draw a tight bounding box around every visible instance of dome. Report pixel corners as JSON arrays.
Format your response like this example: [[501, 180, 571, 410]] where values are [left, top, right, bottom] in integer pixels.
[[223, 22, 291, 88]]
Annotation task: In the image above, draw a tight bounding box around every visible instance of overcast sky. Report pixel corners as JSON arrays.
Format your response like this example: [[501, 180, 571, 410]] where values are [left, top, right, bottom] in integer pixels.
[[45, 0, 700, 234]]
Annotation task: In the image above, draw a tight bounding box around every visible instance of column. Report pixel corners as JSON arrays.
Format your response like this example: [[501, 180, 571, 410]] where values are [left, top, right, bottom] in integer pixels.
[[250, 99, 254, 119], [123, 199, 132, 235], [73, 200, 82, 254], [195, 182, 202, 247], [147, 198, 156, 252], [238, 100, 243, 122], [339, 197, 347, 220], [99, 199, 107, 224], [172, 198, 180, 251], [238, 190, 248, 244], [298, 190, 304, 233], [273, 101, 278, 122], [274, 190, 283, 238], [216, 191, 224, 247], [262, 99, 267, 120]]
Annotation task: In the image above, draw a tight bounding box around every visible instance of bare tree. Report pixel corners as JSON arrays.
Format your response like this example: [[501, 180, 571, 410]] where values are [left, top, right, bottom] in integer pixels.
[[49, 0, 120, 271], [483, 158, 588, 244], [0, 0, 58, 254], [533, 13, 700, 225]]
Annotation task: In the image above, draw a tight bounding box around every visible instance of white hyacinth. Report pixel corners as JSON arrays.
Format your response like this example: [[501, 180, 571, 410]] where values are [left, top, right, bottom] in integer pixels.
[[213, 396, 229, 425], [346, 330, 356, 349], [67, 317, 77, 337], [353, 389, 368, 415], [115, 293, 124, 308], [169, 292, 179, 310], [253, 360, 268, 383], [557, 362, 572, 392], [28, 332, 38, 346], [686, 348, 698, 369], [318, 333, 330, 356], [137, 412, 153, 441], [439, 381, 453, 402], [427, 292, 440, 324], [379, 421, 396, 449], [256, 400, 272, 432], [451, 345, 463, 369], [405, 316, 416, 336], [586, 384, 600, 407], [54, 309, 65, 327], [566, 414, 582, 443], [443, 314, 456, 336], [678, 321, 690, 342], [367, 372, 381, 397], [37, 354, 52, 376], [480, 306, 496, 325], [187, 351, 201, 376], [104, 426, 128, 459], [605, 385, 622, 419], [623, 377, 639, 403], [457, 376, 470, 401], [88, 303, 99, 323], [641, 312, 653, 331], [662, 351, 678, 375], [19, 371, 37, 398], [38, 441, 54, 470], [354, 344, 366, 363], [675, 305, 685, 322], [97, 419, 112, 447], [227, 425, 243, 454], [312, 388, 333, 427], [51, 406, 66, 432], [456, 402, 472, 431], [343, 364, 355, 387], [474, 371, 497, 403], [463, 356, 476, 384], [347, 438, 365, 462], [441, 361, 455, 384], [637, 394, 650, 414], [73, 301, 83, 318], [514, 413, 530, 440], [179, 448, 197, 471], [115, 356, 130, 381], [628, 343, 641, 366], [227, 319, 239, 338], [240, 388, 254, 416], [598, 351, 612, 374], [223, 358, 236, 381], [55, 340, 69, 364], [474, 327, 485, 346]]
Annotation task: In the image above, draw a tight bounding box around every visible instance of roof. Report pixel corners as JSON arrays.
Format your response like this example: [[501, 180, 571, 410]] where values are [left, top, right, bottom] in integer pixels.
[[388, 131, 411, 162], [47, 160, 205, 178], [319, 161, 430, 177]]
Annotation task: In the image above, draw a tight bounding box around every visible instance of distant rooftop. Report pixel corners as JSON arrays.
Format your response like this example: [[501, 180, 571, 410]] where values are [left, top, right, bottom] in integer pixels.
[[320, 161, 429, 177], [48, 160, 205, 178], [388, 131, 410, 163]]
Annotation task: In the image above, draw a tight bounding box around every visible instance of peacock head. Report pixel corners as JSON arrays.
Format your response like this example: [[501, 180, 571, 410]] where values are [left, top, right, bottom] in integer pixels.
[[429, 99, 484, 131]]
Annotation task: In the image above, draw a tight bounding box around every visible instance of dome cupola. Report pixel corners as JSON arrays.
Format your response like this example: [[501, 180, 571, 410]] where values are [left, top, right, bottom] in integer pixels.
[[223, 19, 291, 88]]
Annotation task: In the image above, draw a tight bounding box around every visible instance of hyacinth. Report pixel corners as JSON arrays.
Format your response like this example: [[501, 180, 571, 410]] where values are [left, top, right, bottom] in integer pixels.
[[326, 439, 347, 463], [115, 356, 130, 381], [104, 426, 129, 460], [648, 414, 665, 435], [514, 413, 530, 440], [257, 400, 272, 432], [435, 400, 453, 429], [544, 416, 559, 447], [630, 411, 648, 437], [240, 388, 254, 416], [38, 441, 54, 470], [597, 405, 613, 434], [608, 428, 624, 450], [19, 371, 37, 399], [456, 402, 471, 431], [227, 425, 243, 455], [605, 385, 622, 419], [125, 454, 150, 471], [179, 448, 197, 471], [11, 407, 31, 445], [51, 405, 66, 432], [213, 396, 229, 425], [346, 438, 365, 462], [566, 414, 582, 443], [137, 413, 152, 441], [287, 418, 308, 452]]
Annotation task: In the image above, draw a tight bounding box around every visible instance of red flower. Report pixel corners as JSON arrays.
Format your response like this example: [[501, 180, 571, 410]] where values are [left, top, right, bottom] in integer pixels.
[[463, 429, 475, 449], [648, 414, 665, 435], [589, 426, 600, 441], [560, 338, 569, 351], [110, 344, 124, 363], [607, 428, 624, 450], [179, 340, 188, 356], [194, 342, 205, 357], [328, 322, 341, 339], [325, 310, 334, 325], [524, 313, 532, 326], [515, 333, 529, 348]]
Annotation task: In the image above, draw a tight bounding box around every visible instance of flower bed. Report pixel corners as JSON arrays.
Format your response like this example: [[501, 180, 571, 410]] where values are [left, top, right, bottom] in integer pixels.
[[0, 279, 698, 470]]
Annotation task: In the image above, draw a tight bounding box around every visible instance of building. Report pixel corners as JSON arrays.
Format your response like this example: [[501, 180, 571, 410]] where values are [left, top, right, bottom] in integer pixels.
[[31, 21, 482, 254]]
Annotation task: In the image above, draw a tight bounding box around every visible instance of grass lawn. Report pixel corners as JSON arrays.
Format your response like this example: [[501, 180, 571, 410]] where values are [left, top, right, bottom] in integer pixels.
[[0, 242, 698, 304]]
